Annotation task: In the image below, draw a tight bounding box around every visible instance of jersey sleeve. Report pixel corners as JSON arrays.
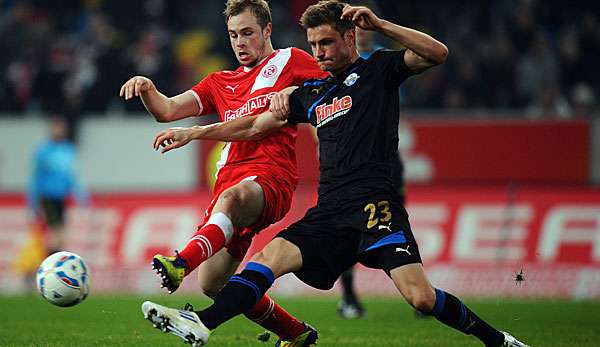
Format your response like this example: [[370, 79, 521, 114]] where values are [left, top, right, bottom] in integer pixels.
[[290, 47, 329, 84], [287, 86, 316, 125], [189, 74, 217, 116], [369, 49, 416, 89]]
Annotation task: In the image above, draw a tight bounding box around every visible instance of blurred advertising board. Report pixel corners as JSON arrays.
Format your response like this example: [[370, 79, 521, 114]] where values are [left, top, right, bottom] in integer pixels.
[[1, 185, 599, 298]]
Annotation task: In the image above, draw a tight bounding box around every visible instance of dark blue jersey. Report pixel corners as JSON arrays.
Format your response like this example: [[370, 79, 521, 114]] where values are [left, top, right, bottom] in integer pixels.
[[288, 49, 415, 200]]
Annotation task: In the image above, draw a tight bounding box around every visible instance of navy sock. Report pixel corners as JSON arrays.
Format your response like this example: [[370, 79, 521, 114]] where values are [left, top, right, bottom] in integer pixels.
[[426, 289, 504, 347], [197, 262, 274, 330]]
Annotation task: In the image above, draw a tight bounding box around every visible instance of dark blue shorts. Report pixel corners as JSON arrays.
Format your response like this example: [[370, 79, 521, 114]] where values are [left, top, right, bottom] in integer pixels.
[[277, 190, 421, 290]]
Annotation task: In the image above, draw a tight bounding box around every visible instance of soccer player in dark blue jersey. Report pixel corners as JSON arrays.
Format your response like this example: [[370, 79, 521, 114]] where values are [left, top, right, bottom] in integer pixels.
[[144, 1, 529, 346]]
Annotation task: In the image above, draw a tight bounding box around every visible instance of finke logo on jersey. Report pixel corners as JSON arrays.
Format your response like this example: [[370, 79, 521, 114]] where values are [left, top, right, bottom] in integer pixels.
[[315, 95, 353, 127], [224, 92, 277, 121], [262, 65, 278, 78]]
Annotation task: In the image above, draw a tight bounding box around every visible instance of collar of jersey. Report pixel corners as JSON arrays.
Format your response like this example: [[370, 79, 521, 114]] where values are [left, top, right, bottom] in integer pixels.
[[330, 57, 365, 84], [242, 50, 277, 72]]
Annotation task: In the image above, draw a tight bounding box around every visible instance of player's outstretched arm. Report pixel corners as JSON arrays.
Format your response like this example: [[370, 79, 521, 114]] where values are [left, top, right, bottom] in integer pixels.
[[119, 76, 199, 123], [341, 5, 448, 72], [153, 112, 287, 153], [153, 87, 298, 153]]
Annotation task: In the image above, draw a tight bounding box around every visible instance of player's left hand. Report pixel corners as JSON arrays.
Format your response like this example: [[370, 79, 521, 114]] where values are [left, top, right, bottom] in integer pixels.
[[153, 127, 193, 154], [341, 5, 382, 31]]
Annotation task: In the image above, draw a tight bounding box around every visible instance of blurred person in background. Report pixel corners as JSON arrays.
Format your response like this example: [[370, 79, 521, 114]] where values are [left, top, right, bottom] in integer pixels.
[[120, 0, 326, 345], [27, 116, 88, 255]]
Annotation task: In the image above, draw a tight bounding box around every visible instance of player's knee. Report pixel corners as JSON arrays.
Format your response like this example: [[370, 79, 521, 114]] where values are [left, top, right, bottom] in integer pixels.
[[249, 238, 301, 277], [219, 188, 244, 209], [405, 287, 436, 313]]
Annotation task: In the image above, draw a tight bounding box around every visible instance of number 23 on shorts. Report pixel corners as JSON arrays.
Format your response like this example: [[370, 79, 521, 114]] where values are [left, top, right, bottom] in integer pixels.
[[363, 200, 392, 229]]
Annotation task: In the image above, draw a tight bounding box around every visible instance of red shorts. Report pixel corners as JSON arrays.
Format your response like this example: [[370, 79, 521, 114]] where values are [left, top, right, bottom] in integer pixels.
[[199, 170, 296, 261]]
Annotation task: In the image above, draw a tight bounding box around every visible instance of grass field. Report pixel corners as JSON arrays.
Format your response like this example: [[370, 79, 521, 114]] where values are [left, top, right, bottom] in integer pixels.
[[1, 295, 599, 346]]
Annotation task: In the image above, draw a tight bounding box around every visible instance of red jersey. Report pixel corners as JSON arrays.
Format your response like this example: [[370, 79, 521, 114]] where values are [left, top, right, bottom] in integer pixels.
[[190, 47, 327, 192]]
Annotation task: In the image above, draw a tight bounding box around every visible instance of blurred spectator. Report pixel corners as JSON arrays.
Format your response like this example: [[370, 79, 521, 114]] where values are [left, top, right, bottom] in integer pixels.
[[571, 83, 598, 118], [481, 33, 517, 108], [579, 14, 600, 95], [515, 31, 560, 107], [122, 25, 175, 112], [526, 83, 571, 119]]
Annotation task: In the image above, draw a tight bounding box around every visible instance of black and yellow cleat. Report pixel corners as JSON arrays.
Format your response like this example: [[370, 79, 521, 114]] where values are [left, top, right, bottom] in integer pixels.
[[151, 252, 187, 294], [275, 323, 318, 347]]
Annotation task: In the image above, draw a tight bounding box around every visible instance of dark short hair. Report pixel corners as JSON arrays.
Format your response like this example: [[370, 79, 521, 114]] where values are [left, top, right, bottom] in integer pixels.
[[300, 0, 355, 36], [224, 0, 272, 28]]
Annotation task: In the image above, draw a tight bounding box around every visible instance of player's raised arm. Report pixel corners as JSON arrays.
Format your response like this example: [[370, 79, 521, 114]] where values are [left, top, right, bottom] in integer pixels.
[[341, 5, 448, 73], [119, 76, 200, 123]]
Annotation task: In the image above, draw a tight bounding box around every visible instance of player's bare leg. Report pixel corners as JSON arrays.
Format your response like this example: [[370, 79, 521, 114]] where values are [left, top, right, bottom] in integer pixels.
[[153, 180, 264, 293], [390, 264, 529, 347], [196, 249, 239, 298]]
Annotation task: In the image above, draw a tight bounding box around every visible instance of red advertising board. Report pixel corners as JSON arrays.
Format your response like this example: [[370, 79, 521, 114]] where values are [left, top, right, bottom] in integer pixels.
[[199, 119, 590, 186], [406, 119, 589, 184], [1, 185, 599, 298]]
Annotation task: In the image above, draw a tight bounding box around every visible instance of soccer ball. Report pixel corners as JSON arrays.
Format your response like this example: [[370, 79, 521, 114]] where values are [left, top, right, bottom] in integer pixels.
[[36, 251, 91, 307]]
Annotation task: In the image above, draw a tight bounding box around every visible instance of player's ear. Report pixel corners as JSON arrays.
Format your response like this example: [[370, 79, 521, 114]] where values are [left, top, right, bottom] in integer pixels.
[[263, 22, 272, 40], [344, 28, 356, 48]]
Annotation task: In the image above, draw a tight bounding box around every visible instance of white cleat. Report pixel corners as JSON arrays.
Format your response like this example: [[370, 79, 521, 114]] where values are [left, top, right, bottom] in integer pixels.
[[502, 331, 530, 347], [141, 301, 210, 347]]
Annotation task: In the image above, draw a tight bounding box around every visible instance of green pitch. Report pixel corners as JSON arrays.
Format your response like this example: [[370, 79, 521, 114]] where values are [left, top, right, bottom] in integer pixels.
[[1, 295, 599, 346]]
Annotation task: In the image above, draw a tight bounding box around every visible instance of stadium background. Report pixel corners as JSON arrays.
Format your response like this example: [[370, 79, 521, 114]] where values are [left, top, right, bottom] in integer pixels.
[[0, 0, 599, 302]]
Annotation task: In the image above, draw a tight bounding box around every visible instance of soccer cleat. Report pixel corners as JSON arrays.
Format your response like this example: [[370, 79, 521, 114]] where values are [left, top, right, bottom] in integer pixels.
[[337, 300, 365, 319], [142, 301, 210, 347], [151, 252, 187, 294], [275, 323, 318, 347], [501, 331, 531, 347]]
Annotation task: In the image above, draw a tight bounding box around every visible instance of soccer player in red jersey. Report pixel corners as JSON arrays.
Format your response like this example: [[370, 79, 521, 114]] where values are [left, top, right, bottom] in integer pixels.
[[120, 1, 326, 345]]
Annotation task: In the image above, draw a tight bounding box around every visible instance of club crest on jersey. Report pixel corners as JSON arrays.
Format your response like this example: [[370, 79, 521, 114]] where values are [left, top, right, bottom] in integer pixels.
[[343, 73, 360, 86], [315, 95, 353, 127], [262, 65, 278, 78]]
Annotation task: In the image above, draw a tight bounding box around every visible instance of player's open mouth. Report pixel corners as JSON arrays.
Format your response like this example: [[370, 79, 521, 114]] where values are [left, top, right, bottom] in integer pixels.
[[239, 52, 249, 59]]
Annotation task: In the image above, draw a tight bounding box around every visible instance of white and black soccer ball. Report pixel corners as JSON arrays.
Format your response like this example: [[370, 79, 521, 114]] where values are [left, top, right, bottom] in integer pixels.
[[36, 251, 90, 307]]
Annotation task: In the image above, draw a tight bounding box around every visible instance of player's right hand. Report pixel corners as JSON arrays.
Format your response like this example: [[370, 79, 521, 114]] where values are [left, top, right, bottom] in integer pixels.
[[119, 76, 156, 100], [153, 127, 194, 154], [269, 86, 298, 116], [341, 5, 382, 31]]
